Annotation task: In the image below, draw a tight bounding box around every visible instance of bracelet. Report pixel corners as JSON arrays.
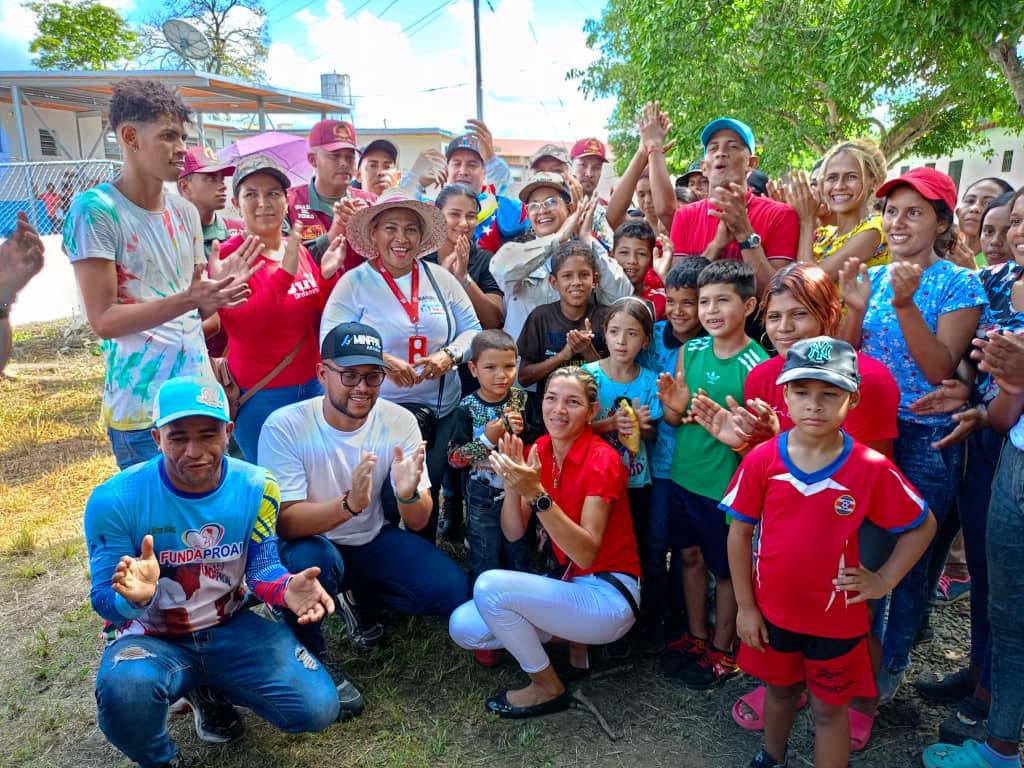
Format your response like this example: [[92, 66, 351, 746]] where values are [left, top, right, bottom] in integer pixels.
[[478, 432, 496, 450], [647, 147, 664, 156], [341, 492, 361, 517], [732, 440, 751, 453], [460, 274, 473, 288], [397, 490, 421, 504]]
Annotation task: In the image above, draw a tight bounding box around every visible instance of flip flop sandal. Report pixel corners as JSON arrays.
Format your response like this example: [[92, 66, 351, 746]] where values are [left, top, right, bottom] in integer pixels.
[[731, 685, 809, 731], [848, 707, 876, 751]]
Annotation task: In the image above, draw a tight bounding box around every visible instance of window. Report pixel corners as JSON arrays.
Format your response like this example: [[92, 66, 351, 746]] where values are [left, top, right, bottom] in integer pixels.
[[924, 162, 936, 169], [1003, 150, 1014, 173], [948, 159, 963, 189], [900, 165, 910, 175], [103, 132, 121, 160], [39, 128, 57, 157]]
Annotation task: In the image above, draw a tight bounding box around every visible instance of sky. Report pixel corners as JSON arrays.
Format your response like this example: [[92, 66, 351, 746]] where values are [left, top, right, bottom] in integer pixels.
[[0, 0, 615, 142]]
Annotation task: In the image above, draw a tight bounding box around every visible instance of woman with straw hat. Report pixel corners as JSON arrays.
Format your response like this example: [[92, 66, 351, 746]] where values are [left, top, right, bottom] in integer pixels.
[[320, 188, 482, 541]]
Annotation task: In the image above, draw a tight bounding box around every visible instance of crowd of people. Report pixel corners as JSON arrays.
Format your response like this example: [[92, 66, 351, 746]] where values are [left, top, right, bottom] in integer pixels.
[[3, 76, 1022, 768]]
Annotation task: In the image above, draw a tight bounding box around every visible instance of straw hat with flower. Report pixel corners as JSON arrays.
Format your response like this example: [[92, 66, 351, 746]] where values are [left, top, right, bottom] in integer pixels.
[[345, 187, 448, 261]]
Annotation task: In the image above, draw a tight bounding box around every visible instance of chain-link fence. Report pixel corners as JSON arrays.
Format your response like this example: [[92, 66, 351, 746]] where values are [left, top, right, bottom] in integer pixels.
[[0, 159, 123, 237]]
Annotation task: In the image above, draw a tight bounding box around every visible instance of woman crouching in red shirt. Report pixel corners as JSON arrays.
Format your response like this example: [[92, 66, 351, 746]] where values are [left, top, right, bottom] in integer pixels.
[[215, 154, 344, 462], [449, 367, 641, 718]]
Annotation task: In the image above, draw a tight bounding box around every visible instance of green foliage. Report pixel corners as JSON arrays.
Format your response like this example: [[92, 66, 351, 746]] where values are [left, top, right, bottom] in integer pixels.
[[26, 0, 140, 70], [138, 0, 270, 82], [580, 0, 1024, 174]]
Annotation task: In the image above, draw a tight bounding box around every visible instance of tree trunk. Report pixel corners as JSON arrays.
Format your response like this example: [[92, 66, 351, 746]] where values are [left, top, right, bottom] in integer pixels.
[[987, 38, 1024, 117]]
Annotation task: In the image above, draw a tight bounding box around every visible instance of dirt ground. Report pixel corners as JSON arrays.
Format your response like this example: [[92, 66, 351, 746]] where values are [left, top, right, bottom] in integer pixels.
[[0, 322, 978, 768]]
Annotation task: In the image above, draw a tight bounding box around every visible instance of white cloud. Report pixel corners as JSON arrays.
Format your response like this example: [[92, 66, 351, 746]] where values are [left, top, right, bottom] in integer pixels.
[[265, 0, 613, 142], [0, 0, 136, 69]]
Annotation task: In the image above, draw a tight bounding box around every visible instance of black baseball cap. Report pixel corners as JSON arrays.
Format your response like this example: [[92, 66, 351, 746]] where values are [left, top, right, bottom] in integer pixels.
[[360, 139, 398, 165], [321, 322, 384, 367], [776, 337, 859, 393]]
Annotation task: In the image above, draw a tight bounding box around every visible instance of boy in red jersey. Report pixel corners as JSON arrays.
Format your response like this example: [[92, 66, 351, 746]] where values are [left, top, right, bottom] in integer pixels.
[[722, 337, 936, 768]]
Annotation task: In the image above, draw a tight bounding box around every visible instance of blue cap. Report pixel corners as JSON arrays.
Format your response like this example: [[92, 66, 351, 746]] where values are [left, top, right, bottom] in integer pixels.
[[700, 117, 756, 154], [152, 376, 232, 428]]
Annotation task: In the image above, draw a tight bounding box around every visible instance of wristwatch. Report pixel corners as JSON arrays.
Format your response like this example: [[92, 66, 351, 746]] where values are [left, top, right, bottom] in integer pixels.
[[737, 232, 762, 250], [531, 494, 553, 514], [342, 493, 361, 517]]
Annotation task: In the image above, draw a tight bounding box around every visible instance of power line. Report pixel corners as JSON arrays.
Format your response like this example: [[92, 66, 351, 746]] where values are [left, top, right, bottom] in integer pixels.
[[377, 0, 400, 18], [402, 0, 455, 36]]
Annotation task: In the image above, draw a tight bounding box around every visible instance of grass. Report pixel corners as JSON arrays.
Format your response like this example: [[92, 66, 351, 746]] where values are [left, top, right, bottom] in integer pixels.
[[0, 320, 987, 767]]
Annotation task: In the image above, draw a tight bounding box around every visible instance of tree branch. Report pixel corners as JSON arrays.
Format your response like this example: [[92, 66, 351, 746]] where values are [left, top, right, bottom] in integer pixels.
[[987, 38, 1024, 117]]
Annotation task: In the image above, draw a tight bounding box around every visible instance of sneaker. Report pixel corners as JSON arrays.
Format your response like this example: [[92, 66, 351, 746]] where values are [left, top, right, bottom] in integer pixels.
[[877, 666, 907, 705], [659, 632, 709, 678], [937, 697, 989, 746], [680, 645, 741, 690], [184, 687, 244, 743], [914, 668, 974, 703], [336, 591, 384, 649], [322, 661, 365, 722], [749, 747, 787, 767], [474, 649, 501, 667], [936, 574, 972, 604], [915, 621, 935, 647]]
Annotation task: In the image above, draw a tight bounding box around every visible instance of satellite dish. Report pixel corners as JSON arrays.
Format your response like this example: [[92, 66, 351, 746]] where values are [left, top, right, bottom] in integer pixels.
[[162, 18, 212, 62]]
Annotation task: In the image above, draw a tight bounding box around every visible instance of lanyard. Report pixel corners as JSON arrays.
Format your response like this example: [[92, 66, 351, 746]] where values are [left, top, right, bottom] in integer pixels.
[[374, 260, 419, 325]]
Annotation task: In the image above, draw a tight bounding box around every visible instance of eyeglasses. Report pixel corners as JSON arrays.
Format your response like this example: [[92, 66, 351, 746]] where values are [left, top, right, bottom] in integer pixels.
[[324, 365, 386, 387], [525, 196, 563, 215]]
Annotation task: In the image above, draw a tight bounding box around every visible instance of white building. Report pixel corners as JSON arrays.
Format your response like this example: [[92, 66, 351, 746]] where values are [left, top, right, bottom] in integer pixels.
[[897, 126, 1024, 192]]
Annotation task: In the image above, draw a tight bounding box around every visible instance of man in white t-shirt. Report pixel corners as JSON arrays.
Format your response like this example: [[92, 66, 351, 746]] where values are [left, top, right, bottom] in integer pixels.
[[63, 79, 261, 469], [259, 321, 468, 653]]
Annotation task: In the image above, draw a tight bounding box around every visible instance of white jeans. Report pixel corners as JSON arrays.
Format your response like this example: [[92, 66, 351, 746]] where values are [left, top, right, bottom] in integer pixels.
[[448, 569, 640, 674]]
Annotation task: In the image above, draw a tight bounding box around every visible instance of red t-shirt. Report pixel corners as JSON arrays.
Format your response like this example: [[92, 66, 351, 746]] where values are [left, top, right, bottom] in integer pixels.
[[743, 352, 899, 452], [721, 433, 928, 638], [215, 234, 339, 389], [536, 428, 641, 578], [670, 193, 800, 261]]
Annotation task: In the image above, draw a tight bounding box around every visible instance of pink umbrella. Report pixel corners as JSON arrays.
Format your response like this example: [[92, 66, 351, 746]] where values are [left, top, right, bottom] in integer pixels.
[[218, 131, 313, 186]]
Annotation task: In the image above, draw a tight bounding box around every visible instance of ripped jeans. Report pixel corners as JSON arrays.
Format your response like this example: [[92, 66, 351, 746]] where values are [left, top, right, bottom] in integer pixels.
[[94, 608, 339, 768]]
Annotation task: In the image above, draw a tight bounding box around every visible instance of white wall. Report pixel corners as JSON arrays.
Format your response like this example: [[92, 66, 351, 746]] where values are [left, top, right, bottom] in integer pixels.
[[0, 104, 110, 161], [898, 127, 1024, 192]]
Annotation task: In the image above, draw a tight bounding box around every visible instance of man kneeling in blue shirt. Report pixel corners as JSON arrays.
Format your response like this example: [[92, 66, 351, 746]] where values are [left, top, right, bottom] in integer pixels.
[[85, 376, 358, 768]]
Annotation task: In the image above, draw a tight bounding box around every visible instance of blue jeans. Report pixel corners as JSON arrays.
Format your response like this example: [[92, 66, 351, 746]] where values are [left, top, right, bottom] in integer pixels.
[[985, 442, 1024, 744], [465, 476, 529, 583], [278, 526, 468, 656], [882, 420, 963, 673], [234, 377, 323, 464], [107, 426, 160, 470], [959, 428, 1003, 688], [94, 609, 338, 767]]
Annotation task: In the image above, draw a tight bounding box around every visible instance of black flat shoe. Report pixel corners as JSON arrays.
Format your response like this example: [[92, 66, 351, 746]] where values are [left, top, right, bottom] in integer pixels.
[[485, 688, 573, 719]]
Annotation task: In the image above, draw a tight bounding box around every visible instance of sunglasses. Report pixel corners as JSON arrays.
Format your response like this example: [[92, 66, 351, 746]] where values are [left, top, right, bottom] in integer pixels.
[[323, 364, 386, 388]]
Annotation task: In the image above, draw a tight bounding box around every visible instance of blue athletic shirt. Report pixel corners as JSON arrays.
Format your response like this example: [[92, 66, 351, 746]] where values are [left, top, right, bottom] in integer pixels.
[[85, 455, 291, 641]]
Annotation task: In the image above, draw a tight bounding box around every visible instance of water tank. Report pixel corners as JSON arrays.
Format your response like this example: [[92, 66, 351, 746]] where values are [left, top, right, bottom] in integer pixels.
[[320, 73, 351, 105]]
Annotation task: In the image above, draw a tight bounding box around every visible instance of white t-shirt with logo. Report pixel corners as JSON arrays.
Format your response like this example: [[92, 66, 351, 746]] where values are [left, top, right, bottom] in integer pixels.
[[258, 396, 430, 546], [63, 183, 209, 430]]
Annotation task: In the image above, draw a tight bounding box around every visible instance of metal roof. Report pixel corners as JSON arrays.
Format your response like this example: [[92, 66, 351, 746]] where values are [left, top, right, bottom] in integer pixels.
[[0, 69, 351, 116]]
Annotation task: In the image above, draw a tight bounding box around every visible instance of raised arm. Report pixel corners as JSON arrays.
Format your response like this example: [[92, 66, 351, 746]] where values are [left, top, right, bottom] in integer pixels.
[[606, 143, 649, 230], [639, 101, 678, 233]]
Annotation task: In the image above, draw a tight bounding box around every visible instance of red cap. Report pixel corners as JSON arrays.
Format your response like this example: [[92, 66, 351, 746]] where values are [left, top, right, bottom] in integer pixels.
[[875, 167, 958, 212], [179, 146, 235, 179], [309, 120, 357, 151], [570, 137, 608, 162]]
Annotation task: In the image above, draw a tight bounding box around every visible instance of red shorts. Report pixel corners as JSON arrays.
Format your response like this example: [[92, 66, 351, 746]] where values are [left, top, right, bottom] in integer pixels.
[[737, 619, 876, 705]]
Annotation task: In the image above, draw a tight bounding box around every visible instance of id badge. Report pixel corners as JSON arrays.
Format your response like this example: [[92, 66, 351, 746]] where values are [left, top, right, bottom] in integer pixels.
[[409, 335, 429, 364]]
